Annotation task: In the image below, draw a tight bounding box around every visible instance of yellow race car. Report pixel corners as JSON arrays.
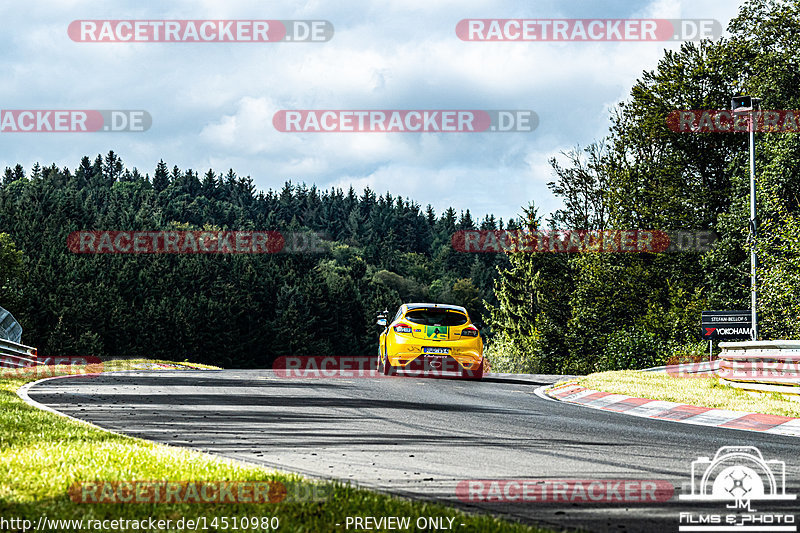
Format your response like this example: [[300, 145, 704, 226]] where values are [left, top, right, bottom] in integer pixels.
[[376, 303, 484, 380]]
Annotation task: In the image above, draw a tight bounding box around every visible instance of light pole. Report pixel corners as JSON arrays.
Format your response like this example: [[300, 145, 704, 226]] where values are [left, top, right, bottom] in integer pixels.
[[731, 95, 761, 341]]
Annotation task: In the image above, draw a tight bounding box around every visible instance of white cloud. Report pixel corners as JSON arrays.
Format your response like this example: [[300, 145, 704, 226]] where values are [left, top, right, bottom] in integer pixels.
[[0, 0, 746, 221]]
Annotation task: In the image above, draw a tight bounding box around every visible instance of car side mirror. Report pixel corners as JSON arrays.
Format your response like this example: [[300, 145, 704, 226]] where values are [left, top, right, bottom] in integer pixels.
[[377, 318, 387, 327]]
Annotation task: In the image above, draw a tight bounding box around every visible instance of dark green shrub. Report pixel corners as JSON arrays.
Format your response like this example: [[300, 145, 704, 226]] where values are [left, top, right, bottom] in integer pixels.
[[595, 328, 667, 371]]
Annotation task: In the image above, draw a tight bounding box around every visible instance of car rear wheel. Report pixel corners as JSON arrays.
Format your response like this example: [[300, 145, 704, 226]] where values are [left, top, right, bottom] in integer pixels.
[[382, 349, 395, 376]]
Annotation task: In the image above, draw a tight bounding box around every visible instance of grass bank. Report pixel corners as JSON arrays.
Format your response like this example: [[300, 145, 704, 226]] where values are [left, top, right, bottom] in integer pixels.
[[568, 370, 800, 418]]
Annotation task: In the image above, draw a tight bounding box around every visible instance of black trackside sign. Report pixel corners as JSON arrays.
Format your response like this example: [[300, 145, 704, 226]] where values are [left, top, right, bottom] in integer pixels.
[[701, 310, 753, 340]]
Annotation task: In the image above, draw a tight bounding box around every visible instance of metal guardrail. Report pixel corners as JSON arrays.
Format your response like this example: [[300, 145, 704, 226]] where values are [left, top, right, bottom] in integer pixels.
[[0, 337, 41, 368], [0, 305, 22, 343], [718, 340, 800, 397]]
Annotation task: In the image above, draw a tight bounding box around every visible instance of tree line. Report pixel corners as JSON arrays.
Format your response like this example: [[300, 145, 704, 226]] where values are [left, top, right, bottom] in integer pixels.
[[488, 0, 800, 373], [0, 155, 509, 367]]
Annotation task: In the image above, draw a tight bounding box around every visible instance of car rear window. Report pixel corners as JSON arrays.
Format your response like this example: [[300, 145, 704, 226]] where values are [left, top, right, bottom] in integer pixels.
[[404, 309, 468, 327]]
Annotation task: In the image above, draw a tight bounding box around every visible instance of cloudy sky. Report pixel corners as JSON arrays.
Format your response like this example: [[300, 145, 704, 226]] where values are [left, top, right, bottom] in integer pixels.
[[0, 0, 742, 222]]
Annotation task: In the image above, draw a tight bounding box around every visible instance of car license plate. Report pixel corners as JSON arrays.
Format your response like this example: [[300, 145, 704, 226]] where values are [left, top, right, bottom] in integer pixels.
[[423, 347, 450, 354]]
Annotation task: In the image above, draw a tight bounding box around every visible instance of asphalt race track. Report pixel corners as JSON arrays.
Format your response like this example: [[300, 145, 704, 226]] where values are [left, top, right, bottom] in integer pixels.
[[27, 370, 800, 532]]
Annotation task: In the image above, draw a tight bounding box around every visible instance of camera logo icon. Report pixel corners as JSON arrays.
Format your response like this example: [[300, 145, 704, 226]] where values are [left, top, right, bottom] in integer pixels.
[[680, 446, 795, 501]]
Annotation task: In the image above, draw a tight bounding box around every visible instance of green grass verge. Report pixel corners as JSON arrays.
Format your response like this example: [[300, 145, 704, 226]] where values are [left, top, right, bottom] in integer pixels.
[[0, 359, 551, 533], [568, 370, 800, 418]]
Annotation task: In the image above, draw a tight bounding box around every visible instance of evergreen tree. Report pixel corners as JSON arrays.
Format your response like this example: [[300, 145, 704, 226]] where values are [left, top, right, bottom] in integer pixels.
[[153, 159, 170, 192]]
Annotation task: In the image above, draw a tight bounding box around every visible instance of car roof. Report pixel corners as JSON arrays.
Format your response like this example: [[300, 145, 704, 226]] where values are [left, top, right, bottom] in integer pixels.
[[402, 303, 468, 314]]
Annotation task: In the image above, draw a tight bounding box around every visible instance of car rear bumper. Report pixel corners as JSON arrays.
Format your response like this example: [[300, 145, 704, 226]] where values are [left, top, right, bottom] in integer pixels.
[[386, 332, 482, 372], [388, 352, 482, 373]]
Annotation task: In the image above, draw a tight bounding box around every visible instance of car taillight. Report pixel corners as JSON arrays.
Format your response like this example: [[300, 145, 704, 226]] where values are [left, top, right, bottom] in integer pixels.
[[460, 326, 479, 337], [393, 323, 412, 334]]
